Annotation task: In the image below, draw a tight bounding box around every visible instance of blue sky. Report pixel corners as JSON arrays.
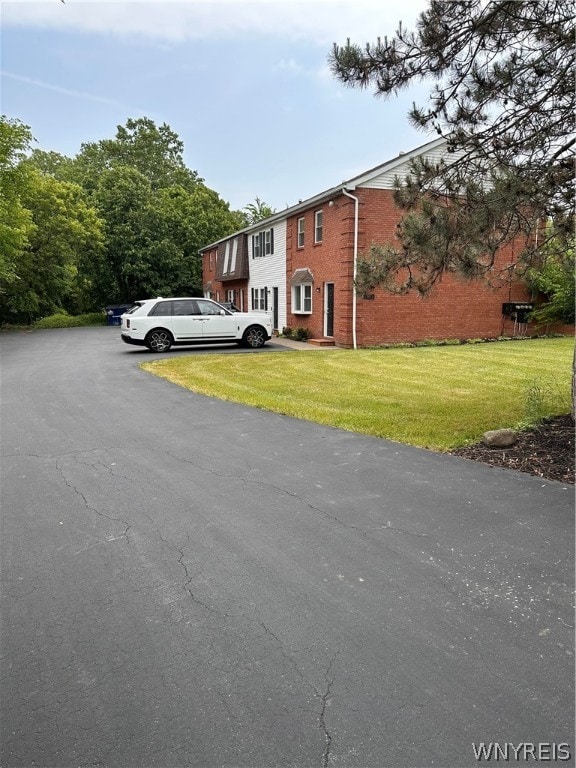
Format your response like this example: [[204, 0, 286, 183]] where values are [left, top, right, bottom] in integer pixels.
[[1, 0, 431, 212]]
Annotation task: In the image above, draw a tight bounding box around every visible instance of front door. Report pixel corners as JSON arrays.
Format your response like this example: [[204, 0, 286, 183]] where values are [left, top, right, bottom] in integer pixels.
[[272, 287, 279, 331], [324, 283, 334, 337]]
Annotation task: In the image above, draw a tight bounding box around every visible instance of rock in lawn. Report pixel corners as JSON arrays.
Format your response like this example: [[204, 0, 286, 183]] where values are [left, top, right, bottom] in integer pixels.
[[482, 428, 518, 448]]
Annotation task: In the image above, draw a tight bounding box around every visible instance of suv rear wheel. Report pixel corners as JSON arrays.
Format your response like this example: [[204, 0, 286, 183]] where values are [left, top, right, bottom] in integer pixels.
[[145, 329, 173, 352]]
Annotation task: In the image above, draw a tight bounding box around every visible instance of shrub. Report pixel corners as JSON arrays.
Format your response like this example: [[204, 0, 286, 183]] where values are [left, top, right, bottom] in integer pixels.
[[34, 312, 106, 329], [522, 377, 572, 427], [281, 326, 293, 339], [292, 327, 312, 341]]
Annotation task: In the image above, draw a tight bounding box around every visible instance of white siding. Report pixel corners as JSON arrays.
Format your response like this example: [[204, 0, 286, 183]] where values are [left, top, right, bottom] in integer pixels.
[[248, 219, 287, 329], [359, 143, 465, 190]]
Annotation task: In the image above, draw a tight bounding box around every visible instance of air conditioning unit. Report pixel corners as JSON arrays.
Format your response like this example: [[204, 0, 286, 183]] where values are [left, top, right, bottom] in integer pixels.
[[502, 302, 534, 321]]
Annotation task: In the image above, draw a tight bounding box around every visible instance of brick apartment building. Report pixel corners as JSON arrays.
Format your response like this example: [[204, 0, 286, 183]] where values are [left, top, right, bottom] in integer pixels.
[[200, 137, 550, 348]]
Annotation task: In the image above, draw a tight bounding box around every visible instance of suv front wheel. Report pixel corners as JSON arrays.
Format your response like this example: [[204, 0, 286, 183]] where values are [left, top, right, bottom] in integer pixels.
[[145, 329, 173, 352], [242, 325, 267, 349]]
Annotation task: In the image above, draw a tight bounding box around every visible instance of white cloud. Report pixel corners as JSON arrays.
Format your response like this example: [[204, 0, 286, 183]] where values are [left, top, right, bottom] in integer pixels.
[[275, 58, 304, 74], [1, 71, 134, 108], [2, 1, 427, 44]]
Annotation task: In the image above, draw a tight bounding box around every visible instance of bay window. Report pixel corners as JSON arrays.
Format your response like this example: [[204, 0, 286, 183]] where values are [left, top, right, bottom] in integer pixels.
[[292, 283, 312, 314]]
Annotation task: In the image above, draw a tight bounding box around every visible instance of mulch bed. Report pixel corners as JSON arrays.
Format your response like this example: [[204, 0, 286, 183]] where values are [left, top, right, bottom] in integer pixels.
[[450, 414, 574, 484]]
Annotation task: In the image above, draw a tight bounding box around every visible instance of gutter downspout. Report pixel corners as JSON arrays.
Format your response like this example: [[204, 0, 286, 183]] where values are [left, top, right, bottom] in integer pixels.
[[342, 187, 359, 349]]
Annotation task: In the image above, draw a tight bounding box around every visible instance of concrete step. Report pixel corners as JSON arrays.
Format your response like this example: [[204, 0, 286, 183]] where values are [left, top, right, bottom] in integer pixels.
[[308, 338, 336, 346]]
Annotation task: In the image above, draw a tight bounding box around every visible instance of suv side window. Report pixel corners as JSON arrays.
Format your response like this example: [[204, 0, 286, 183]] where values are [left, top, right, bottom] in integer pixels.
[[196, 300, 224, 316], [149, 301, 172, 316], [172, 300, 199, 316]]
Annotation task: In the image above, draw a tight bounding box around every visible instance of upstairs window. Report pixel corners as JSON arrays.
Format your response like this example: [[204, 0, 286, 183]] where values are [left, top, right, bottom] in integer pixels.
[[252, 233, 261, 259], [252, 228, 274, 258], [230, 239, 238, 272], [314, 210, 323, 243], [297, 217, 305, 248]]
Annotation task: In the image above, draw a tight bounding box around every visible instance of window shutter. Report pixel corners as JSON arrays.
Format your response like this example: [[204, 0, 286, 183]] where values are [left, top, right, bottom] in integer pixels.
[[264, 287, 268, 311], [251, 287, 255, 310], [270, 228, 274, 254]]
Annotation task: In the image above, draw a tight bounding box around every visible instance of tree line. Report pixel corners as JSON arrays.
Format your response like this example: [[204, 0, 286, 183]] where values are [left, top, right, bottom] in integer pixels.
[[0, 116, 261, 324], [2, 0, 574, 328]]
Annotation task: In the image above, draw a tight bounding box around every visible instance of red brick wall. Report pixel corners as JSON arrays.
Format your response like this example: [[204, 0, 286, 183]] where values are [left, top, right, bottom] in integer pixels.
[[203, 191, 572, 345], [285, 188, 555, 347], [202, 248, 218, 295], [287, 195, 355, 341]]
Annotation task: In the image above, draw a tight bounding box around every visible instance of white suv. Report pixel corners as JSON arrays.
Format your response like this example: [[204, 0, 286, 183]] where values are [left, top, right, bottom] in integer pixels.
[[120, 297, 272, 352]]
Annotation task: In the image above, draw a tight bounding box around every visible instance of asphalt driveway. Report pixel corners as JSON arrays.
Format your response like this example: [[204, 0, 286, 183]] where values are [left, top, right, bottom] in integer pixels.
[[1, 326, 574, 768]]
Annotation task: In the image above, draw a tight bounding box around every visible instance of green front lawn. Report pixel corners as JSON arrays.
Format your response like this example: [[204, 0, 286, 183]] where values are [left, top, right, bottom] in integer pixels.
[[141, 337, 573, 451]]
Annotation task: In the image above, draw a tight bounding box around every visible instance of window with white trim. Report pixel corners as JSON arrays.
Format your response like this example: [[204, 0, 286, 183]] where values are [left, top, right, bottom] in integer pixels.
[[297, 217, 305, 248], [251, 287, 268, 311], [314, 210, 323, 243], [292, 284, 312, 314], [252, 228, 274, 258]]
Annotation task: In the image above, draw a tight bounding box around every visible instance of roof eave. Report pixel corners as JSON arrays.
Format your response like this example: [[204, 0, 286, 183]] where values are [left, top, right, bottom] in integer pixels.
[[199, 136, 446, 253]]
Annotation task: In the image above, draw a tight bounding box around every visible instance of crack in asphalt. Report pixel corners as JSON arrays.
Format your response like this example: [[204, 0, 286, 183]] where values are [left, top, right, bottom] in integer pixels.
[[54, 457, 131, 543], [163, 449, 447, 550], [154, 530, 217, 615], [13, 448, 452, 553], [59, 467, 223, 621], [258, 621, 338, 767], [319, 653, 337, 768], [176, 546, 217, 614], [164, 451, 373, 532], [73, 453, 136, 486], [376, 519, 445, 545]]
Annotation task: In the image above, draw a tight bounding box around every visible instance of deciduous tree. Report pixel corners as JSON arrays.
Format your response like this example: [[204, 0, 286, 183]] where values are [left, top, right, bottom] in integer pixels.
[[528, 237, 575, 327], [27, 117, 247, 306], [2, 169, 104, 323], [73, 117, 201, 193], [0, 117, 35, 288]]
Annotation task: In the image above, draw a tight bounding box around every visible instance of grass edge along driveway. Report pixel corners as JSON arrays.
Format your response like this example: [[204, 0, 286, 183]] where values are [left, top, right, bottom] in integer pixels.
[[140, 337, 573, 451]]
